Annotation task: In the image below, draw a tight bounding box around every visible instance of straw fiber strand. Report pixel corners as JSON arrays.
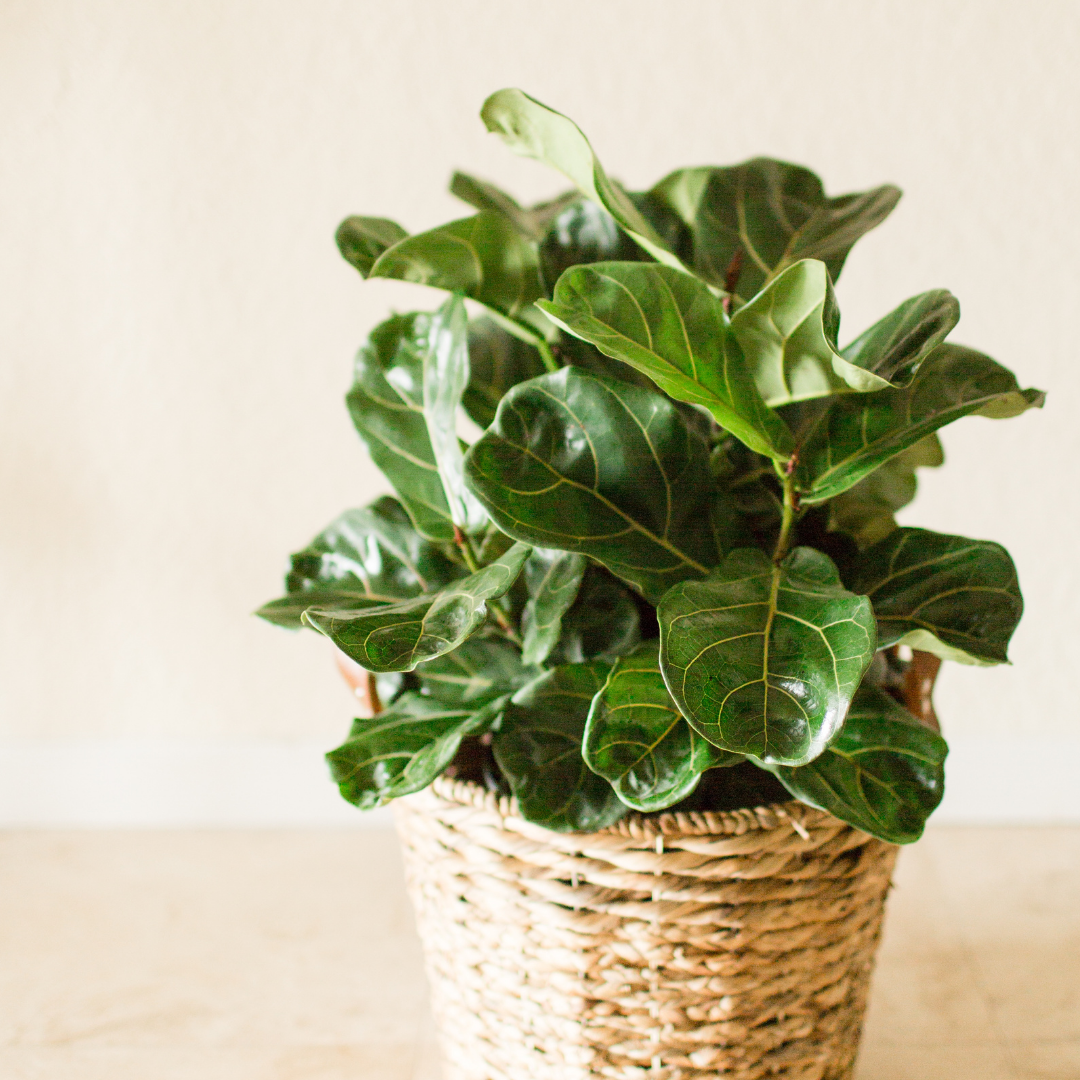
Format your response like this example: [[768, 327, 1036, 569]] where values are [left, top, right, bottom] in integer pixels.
[[394, 776, 897, 1080]]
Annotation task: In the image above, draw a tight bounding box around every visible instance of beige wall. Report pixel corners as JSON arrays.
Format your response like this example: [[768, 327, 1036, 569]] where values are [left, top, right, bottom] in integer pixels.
[[2, 0, 1076, 749]]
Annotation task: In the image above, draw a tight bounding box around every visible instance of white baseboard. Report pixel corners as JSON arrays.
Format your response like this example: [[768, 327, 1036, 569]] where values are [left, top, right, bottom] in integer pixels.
[[0, 737, 1075, 828]]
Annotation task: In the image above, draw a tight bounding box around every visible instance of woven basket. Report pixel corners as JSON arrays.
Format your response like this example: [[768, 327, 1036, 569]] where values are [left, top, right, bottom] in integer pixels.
[[393, 776, 898, 1080]]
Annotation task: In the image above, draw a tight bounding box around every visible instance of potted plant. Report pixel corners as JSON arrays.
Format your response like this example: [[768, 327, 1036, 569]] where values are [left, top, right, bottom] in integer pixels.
[[259, 89, 1043, 1079]]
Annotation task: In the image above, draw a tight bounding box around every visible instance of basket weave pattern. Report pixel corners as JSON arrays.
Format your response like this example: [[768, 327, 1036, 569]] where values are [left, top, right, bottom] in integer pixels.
[[394, 777, 897, 1080]]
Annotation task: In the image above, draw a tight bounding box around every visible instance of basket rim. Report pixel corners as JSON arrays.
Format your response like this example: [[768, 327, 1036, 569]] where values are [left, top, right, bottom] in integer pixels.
[[425, 774, 841, 842]]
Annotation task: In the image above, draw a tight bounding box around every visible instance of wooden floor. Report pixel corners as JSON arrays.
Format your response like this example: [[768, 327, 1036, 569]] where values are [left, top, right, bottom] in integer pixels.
[[2, 827, 1077, 1079]]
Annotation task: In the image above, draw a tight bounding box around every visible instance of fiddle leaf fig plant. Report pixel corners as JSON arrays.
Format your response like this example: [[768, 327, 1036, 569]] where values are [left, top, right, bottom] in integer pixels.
[[259, 88, 1044, 845]]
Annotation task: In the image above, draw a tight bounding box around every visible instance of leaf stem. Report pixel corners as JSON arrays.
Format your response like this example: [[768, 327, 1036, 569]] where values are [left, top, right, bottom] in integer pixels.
[[453, 524, 479, 573], [536, 338, 560, 374], [772, 459, 800, 564], [490, 601, 523, 646]]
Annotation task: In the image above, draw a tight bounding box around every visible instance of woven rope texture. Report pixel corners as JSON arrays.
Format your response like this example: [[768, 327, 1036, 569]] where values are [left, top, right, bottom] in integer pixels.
[[393, 777, 897, 1080]]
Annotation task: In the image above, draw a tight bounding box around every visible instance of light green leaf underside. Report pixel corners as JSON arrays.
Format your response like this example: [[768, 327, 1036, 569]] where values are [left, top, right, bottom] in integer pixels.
[[304, 542, 531, 673], [520, 548, 587, 666]]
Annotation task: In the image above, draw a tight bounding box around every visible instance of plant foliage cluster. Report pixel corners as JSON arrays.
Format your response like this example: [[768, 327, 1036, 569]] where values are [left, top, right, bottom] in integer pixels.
[[259, 89, 1043, 844]]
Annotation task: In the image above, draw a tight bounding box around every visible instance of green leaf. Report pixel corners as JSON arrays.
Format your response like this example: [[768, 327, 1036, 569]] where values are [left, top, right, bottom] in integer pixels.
[[795, 344, 1046, 503], [327, 693, 502, 808], [828, 436, 943, 549], [493, 661, 627, 831], [368, 212, 549, 339], [335, 216, 408, 277], [520, 549, 587, 665], [463, 366, 720, 602], [256, 497, 462, 629], [423, 295, 487, 529], [346, 313, 454, 541], [463, 319, 547, 429], [842, 290, 960, 384], [547, 565, 642, 664], [847, 527, 1023, 665], [304, 542, 531, 672], [584, 641, 742, 812], [658, 547, 876, 765], [415, 637, 540, 705], [480, 88, 683, 271], [729, 260, 891, 404], [762, 686, 947, 844], [649, 160, 900, 299], [449, 171, 576, 239], [537, 262, 794, 460]]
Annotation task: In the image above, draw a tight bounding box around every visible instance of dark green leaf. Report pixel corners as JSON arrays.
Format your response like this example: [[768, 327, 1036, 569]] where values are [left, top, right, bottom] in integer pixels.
[[327, 693, 502, 808], [520, 549, 587, 665], [304, 542, 531, 672], [480, 88, 683, 270], [584, 641, 742, 812], [547, 565, 642, 664], [415, 637, 540, 705], [795, 344, 1046, 503], [346, 313, 454, 540], [848, 527, 1023, 665], [828, 436, 943, 549], [493, 661, 626, 831], [658, 547, 876, 765], [449, 171, 576, 239], [729, 260, 891, 404], [463, 366, 720, 602], [335, 216, 408, 277], [762, 686, 947, 844], [369, 212, 549, 339], [842, 290, 960, 384], [649, 160, 900, 299], [463, 319, 547, 429], [538, 198, 643, 293], [422, 295, 487, 529], [256, 497, 462, 629], [537, 262, 794, 460]]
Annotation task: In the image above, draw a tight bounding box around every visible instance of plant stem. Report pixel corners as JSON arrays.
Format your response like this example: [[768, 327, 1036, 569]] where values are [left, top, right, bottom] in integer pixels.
[[453, 525, 479, 573], [772, 463, 799, 564], [491, 602, 523, 647], [536, 338, 560, 374]]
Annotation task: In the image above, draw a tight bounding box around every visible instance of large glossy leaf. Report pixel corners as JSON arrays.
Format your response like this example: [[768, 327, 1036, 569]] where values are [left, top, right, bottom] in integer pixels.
[[415, 637, 539, 705], [547, 565, 642, 664], [762, 687, 947, 844], [423, 295, 487, 529], [463, 319, 547, 429], [537, 262, 794, 460], [842, 290, 959, 384], [794, 344, 1046, 503], [480, 88, 683, 270], [584, 641, 742, 811], [346, 313, 454, 541], [493, 661, 626, 831], [368, 212, 549, 339], [256, 497, 462, 629], [729, 260, 891, 404], [327, 693, 502, 808], [464, 366, 720, 602], [649, 160, 900, 299], [828, 436, 943, 549], [848, 528, 1023, 665], [449, 171, 576, 239], [304, 542, 531, 672], [336, 216, 408, 277], [520, 548, 587, 665], [658, 547, 876, 765]]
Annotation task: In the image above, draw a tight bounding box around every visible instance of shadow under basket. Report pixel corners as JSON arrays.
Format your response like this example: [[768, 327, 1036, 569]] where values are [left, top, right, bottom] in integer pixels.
[[393, 776, 898, 1080]]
